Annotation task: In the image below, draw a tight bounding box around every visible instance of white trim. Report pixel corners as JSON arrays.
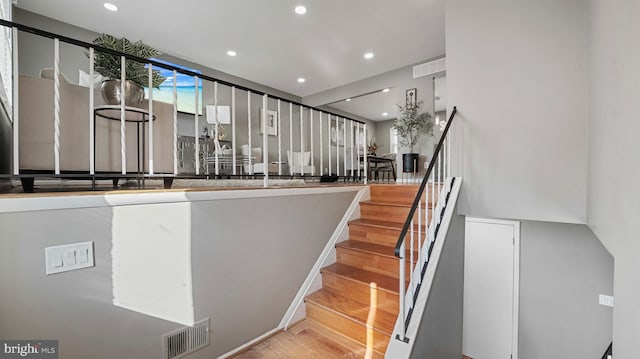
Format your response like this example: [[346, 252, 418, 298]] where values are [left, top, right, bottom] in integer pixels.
[[0, 186, 365, 214], [386, 177, 462, 358], [465, 216, 520, 359], [278, 186, 368, 329], [215, 326, 281, 359]]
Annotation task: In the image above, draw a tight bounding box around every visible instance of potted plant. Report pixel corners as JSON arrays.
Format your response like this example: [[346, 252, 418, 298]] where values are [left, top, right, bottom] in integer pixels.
[[392, 100, 434, 173], [90, 34, 166, 106]]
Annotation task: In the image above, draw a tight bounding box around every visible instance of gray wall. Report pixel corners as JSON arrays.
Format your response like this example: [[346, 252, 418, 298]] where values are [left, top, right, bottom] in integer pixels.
[[446, 0, 588, 224], [0, 189, 358, 358], [410, 209, 464, 359], [587, 0, 640, 355], [519, 220, 613, 359], [374, 119, 394, 155]]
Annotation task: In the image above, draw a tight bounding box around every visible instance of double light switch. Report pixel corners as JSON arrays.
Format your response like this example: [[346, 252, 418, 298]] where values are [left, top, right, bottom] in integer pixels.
[[45, 241, 95, 275]]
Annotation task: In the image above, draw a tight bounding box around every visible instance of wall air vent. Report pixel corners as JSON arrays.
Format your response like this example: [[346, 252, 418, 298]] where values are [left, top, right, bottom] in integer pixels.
[[162, 318, 210, 359], [413, 57, 446, 78]]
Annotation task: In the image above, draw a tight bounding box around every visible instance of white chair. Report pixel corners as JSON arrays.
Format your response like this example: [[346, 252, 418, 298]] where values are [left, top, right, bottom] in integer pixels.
[[287, 150, 315, 175], [240, 144, 277, 174]]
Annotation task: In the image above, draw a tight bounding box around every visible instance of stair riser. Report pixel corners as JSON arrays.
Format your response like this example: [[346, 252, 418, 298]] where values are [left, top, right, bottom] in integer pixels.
[[348, 224, 401, 247], [369, 184, 439, 205], [321, 272, 399, 313], [336, 247, 410, 279], [360, 203, 413, 223], [306, 303, 390, 354]]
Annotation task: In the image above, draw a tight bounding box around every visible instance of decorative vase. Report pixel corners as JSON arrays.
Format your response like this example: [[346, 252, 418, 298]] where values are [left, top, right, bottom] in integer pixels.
[[403, 153, 419, 173], [101, 79, 145, 107]]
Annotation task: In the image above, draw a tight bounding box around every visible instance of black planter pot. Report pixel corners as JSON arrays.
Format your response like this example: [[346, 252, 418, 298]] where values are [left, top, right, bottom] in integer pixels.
[[403, 153, 419, 173]]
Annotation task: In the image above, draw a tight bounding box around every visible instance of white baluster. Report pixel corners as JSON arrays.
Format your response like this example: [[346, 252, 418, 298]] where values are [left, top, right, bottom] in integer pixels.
[[263, 94, 268, 187], [343, 117, 347, 177], [277, 99, 282, 175], [289, 102, 293, 176], [327, 114, 332, 175], [120, 55, 126, 175], [350, 120, 354, 181], [319, 112, 323, 175], [363, 124, 368, 184], [310, 109, 314, 175], [299, 105, 304, 176], [194, 75, 200, 176], [53, 38, 60, 175], [356, 123, 361, 181], [148, 64, 154, 175], [172, 70, 178, 175], [89, 47, 95, 175], [214, 81, 219, 176], [336, 116, 340, 177], [398, 240, 406, 341], [248, 91, 252, 175], [231, 86, 236, 175], [12, 27, 19, 176]]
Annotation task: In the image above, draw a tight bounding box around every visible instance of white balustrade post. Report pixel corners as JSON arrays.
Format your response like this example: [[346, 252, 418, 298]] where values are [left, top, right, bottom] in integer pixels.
[[356, 123, 361, 181], [319, 112, 323, 175], [310, 109, 314, 175], [247, 91, 252, 175], [350, 120, 354, 181], [120, 55, 126, 175], [148, 64, 154, 175], [398, 240, 406, 341], [363, 124, 368, 184], [194, 75, 200, 175], [53, 38, 60, 175], [299, 105, 303, 176], [343, 117, 347, 177], [277, 99, 282, 175], [231, 86, 236, 175], [262, 94, 268, 187], [89, 47, 95, 175], [289, 102, 293, 176], [12, 27, 19, 175], [327, 114, 332, 175], [172, 70, 178, 175], [214, 81, 219, 176], [336, 117, 340, 177]]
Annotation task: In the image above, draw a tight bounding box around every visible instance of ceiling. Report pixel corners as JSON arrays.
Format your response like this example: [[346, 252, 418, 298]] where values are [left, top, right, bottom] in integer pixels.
[[15, 0, 445, 98], [328, 88, 398, 122]]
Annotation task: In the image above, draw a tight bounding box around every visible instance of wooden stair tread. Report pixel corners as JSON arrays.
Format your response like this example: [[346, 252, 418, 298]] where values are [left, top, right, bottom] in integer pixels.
[[305, 289, 397, 335], [349, 218, 426, 231], [336, 239, 416, 259], [321, 263, 403, 293]]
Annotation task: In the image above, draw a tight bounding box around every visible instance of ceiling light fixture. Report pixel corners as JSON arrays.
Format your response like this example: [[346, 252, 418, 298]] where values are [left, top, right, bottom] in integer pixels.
[[364, 52, 374, 60], [295, 6, 307, 15], [226, 50, 237, 57], [382, 88, 390, 93], [297, 77, 306, 83], [345, 98, 351, 102], [382, 112, 388, 116], [103, 2, 118, 11]]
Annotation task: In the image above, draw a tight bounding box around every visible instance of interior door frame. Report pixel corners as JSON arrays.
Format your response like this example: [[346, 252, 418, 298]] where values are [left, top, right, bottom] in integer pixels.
[[465, 216, 520, 359]]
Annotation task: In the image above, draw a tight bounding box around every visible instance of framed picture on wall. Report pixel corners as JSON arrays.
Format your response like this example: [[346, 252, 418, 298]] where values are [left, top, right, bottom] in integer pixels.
[[260, 109, 278, 136], [406, 88, 417, 107]]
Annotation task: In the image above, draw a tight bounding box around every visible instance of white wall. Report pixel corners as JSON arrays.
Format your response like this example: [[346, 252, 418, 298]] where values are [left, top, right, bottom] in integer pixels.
[[587, 0, 640, 356], [446, 0, 589, 224], [0, 188, 359, 358]]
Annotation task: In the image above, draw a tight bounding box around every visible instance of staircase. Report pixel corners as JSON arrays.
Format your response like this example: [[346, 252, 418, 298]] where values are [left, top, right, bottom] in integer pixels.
[[304, 183, 434, 356]]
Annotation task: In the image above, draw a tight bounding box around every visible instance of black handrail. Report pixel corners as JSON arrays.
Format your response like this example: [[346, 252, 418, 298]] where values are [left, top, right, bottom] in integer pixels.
[[0, 19, 365, 124], [602, 342, 612, 359], [394, 106, 457, 257]]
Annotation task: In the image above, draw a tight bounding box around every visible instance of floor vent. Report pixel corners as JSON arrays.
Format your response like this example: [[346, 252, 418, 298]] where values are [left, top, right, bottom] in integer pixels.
[[162, 318, 210, 359]]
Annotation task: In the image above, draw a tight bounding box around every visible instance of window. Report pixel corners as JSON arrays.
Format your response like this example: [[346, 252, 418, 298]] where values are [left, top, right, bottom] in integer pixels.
[[390, 128, 398, 154], [144, 58, 203, 115]]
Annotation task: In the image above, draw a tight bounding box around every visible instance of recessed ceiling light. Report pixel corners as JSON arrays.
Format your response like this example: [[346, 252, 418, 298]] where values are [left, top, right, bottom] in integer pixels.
[[345, 98, 351, 102], [297, 77, 306, 83], [226, 50, 237, 57], [382, 112, 388, 116], [382, 88, 390, 93], [364, 52, 374, 59], [295, 6, 307, 15], [103, 2, 118, 11]]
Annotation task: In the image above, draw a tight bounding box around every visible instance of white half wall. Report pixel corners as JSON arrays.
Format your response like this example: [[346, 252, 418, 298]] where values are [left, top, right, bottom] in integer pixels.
[[446, 0, 588, 224], [587, 0, 640, 356]]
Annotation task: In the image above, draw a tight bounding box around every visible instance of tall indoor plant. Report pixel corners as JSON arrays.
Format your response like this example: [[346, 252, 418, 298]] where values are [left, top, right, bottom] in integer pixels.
[[392, 100, 434, 173], [90, 34, 166, 106]]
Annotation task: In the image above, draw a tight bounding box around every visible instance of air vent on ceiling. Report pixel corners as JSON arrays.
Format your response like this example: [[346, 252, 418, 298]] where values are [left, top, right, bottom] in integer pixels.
[[413, 58, 446, 79], [162, 318, 210, 359]]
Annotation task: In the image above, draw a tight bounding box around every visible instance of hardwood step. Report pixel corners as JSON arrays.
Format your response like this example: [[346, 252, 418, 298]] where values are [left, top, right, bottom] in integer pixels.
[[305, 289, 395, 354], [369, 183, 439, 205], [336, 240, 410, 279], [321, 263, 401, 313], [348, 218, 426, 247], [360, 201, 412, 223]]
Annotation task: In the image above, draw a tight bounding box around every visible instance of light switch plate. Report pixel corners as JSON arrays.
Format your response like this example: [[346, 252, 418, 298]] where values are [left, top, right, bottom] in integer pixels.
[[599, 294, 614, 307], [45, 242, 94, 275]]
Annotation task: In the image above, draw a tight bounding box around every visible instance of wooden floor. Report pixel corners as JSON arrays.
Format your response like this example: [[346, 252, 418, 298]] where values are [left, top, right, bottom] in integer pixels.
[[232, 320, 383, 359]]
